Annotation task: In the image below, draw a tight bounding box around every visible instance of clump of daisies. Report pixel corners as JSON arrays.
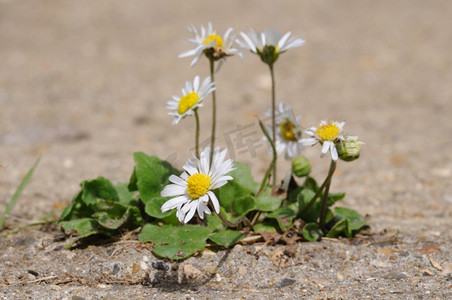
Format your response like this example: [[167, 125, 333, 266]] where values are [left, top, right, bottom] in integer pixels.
[[162, 22, 365, 233], [57, 21, 367, 259]]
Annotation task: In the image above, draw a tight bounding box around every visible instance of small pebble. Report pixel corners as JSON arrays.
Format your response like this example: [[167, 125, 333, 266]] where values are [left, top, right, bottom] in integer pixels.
[[111, 264, 120, 275], [140, 261, 148, 270]]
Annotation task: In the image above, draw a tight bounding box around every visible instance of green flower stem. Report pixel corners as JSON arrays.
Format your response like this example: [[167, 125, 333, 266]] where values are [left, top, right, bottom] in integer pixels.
[[299, 160, 337, 216], [257, 119, 277, 196], [194, 109, 200, 158], [269, 63, 277, 186], [319, 160, 336, 229], [209, 58, 216, 164]]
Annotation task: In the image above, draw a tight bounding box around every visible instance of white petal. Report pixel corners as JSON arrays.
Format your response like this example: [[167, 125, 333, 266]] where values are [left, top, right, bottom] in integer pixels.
[[330, 143, 339, 161], [300, 138, 317, 147], [282, 38, 305, 51], [184, 201, 198, 223], [169, 174, 187, 186], [199, 147, 210, 175], [210, 180, 229, 190], [179, 48, 198, 58], [239, 32, 257, 52], [193, 76, 200, 92], [277, 31, 291, 50], [197, 201, 205, 219], [176, 209, 185, 222], [321, 141, 330, 155], [161, 195, 189, 212], [207, 191, 220, 213], [190, 54, 202, 67], [161, 184, 186, 197], [183, 160, 198, 175], [223, 27, 233, 42]]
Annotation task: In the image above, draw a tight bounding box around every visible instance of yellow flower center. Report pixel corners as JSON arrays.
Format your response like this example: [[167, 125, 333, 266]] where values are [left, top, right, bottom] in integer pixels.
[[279, 120, 297, 141], [186, 173, 211, 199], [177, 92, 199, 115], [316, 123, 340, 141], [203, 34, 223, 48]]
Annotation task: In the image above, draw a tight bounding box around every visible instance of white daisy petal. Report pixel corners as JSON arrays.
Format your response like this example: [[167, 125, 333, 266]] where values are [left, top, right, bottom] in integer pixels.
[[207, 191, 220, 213], [321, 141, 331, 155], [277, 31, 291, 50], [238, 32, 257, 52], [169, 174, 187, 186], [161, 195, 189, 212], [184, 201, 198, 223], [161, 184, 186, 197], [330, 143, 339, 161]]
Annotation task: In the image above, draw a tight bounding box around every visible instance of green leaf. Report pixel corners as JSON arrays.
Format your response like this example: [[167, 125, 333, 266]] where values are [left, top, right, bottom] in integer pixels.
[[302, 176, 319, 192], [266, 207, 297, 231], [326, 218, 351, 238], [115, 182, 136, 206], [254, 222, 279, 233], [128, 168, 138, 192], [233, 195, 256, 216], [144, 197, 174, 219], [218, 162, 258, 211], [0, 157, 40, 231], [209, 230, 244, 248], [325, 208, 334, 225], [297, 189, 321, 223], [255, 194, 283, 212], [142, 196, 179, 225], [58, 191, 94, 222], [61, 218, 102, 237], [334, 207, 367, 231], [139, 224, 211, 260], [92, 199, 141, 230], [81, 177, 119, 206], [288, 186, 303, 204], [206, 213, 224, 232], [61, 218, 109, 248], [327, 192, 346, 207], [133, 152, 179, 203], [302, 222, 323, 241]]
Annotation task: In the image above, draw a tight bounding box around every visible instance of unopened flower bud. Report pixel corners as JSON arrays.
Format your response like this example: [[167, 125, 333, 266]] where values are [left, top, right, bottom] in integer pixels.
[[336, 135, 363, 162], [259, 45, 279, 65], [292, 155, 311, 177]]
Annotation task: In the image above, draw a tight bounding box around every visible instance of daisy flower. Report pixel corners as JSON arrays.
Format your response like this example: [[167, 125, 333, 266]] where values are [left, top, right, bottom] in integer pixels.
[[166, 76, 215, 125], [236, 28, 304, 65], [264, 103, 304, 159], [301, 120, 345, 161], [160, 146, 234, 223], [179, 22, 241, 69]]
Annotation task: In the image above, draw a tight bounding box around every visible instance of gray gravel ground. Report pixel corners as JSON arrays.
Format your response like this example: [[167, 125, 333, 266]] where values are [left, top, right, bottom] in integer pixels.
[[1, 0, 451, 299]]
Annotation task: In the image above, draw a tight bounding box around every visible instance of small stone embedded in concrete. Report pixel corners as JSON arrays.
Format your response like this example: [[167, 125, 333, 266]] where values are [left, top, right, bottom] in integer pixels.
[[112, 263, 120, 275]]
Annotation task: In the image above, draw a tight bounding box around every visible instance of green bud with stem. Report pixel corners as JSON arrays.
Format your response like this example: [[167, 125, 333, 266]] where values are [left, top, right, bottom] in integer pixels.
[[292, 155, 311, 177], [336, 135, 363, 162]]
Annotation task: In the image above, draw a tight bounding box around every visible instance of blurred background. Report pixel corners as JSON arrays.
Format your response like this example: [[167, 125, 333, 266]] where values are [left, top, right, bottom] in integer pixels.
[[1, 0, 451, 235]]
